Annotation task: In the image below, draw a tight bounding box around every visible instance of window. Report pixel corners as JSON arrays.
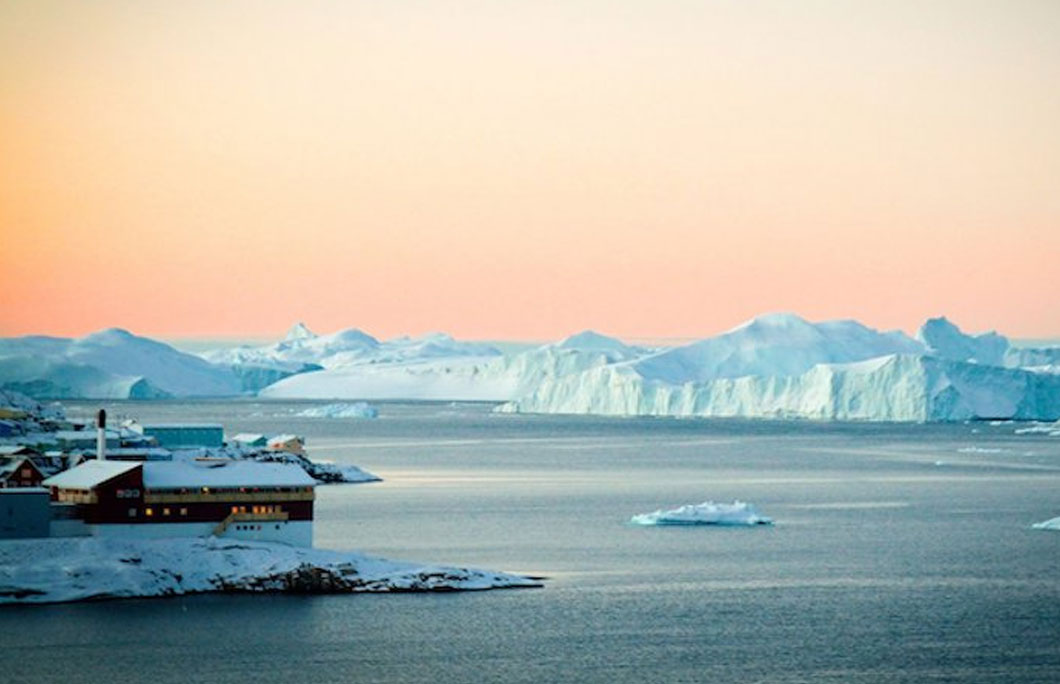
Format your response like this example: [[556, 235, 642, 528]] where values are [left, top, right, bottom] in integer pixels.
[[180, 508, 188, 516], [231, 506, 239, 514], [145, 507, 153, 517], [163, 508, 170, 516], [20, 468, 32, 478], [128, 508, 136, 518]]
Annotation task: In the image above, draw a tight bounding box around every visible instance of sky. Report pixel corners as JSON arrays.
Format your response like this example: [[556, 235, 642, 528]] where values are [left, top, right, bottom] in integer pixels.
[[1, 0, 1058, 342]]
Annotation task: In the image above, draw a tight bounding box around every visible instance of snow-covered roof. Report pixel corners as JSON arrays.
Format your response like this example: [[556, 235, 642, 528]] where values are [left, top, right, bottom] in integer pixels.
[[142, 460, 315, 489], [231, 433, 266, 443], [267, 434, 302, 444], [43, 460, 141, 489]]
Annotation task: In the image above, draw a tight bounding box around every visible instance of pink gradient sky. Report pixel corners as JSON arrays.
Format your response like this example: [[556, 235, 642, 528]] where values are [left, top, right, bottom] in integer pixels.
[[1, 1, 1058, 341]]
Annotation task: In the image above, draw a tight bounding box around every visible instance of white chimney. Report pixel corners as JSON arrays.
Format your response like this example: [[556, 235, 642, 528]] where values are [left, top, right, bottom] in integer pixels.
[[96, 409, 107, 461]]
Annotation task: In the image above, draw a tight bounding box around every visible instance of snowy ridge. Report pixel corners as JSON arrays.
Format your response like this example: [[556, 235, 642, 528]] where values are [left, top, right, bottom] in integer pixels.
[[0, 537, 540, 604], [630, 501, 773, 526]]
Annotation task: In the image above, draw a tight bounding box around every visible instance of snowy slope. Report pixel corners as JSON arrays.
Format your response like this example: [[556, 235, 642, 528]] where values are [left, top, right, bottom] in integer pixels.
[[0, 537, 539, 604], [0, 329, 241, 399]]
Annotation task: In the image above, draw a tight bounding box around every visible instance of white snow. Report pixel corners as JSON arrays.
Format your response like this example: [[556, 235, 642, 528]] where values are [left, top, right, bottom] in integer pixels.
[[1031, 517, 1060, 531], [42, 460, 140, 489], [630, 500, 773, 526], [296, 402, 379, 418], [0, 537, 540, 604], [918, 317, 1008, 366], [142, 460, 317, 489]]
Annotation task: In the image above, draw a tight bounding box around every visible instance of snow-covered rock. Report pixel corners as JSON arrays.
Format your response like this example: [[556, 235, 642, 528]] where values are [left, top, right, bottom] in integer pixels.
[[0, 329, 242, 399], [1031, 517, 1060, 531], [0, 537, 540, 604], [296, 402, 379, 419], [630, 501, 773, 526]]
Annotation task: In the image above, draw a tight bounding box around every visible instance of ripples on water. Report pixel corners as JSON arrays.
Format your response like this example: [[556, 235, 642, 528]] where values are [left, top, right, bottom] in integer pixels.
[[5, 400, 1059, 683]]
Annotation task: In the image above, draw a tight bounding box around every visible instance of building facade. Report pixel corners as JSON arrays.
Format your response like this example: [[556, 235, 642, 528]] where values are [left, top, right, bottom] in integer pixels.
[[43, 460, 316, 546]]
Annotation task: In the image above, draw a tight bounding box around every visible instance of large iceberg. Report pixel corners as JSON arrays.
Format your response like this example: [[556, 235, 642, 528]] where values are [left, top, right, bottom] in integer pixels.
[[261, 329, 646, 401], [630, 501, 773, 526], [0, 329, 242, 399], [499, 315, 1060, 422], [0, 537, 539, 604]]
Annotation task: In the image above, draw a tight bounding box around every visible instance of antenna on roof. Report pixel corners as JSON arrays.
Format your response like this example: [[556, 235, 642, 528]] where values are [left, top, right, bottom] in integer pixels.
[[96, 409, 107, 461]]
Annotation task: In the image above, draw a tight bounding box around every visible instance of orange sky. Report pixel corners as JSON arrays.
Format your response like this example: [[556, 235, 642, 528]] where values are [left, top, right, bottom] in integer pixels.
[[1, 0, 1058, 341]]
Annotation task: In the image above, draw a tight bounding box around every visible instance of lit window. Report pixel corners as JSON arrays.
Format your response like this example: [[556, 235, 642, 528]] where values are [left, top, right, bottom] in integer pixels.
[[145, 508, 153, 517], [180, 508, 188, 516], [231, 506, 239, 514], [163, 508, 170, 516]]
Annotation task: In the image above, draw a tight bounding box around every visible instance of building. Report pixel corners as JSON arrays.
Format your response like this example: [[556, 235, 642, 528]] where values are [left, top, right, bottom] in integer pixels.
[[43, 459, 316, 546], [0, 457, 45, 488], [231, 433, 268, 448], [267, 434, 305, 455], [141, 424, 224, 449]]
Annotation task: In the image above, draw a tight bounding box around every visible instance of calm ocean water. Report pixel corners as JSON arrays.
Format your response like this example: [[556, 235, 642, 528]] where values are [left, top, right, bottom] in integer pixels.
[[4, 400, 1059, 683]]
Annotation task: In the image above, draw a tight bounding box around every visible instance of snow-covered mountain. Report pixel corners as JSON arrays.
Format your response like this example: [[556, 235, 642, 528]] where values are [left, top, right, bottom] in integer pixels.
[[0, 329, 242, 399], [499, 314, 1060, 422]]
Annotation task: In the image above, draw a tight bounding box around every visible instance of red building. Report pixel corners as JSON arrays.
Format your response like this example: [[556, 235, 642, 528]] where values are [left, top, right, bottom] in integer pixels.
[[43, 459, 316, 546], [0, 457, 45, 488]]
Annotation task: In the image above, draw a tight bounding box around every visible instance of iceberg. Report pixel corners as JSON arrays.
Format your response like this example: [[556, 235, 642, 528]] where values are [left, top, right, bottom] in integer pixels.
[[630, 501, 773, 526], [1031, 517, 1060, 531], [261, 329, 647, 401], [0, 329, 242, 399], [500, 315, 1060, 422], [296, 402, 380, 418], [0, 537, 540, 604]]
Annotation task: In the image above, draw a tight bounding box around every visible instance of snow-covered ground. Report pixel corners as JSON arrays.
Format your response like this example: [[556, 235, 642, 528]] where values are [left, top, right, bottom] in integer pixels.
[[630, 501, 773, 526], [0, 537, 540, 604]]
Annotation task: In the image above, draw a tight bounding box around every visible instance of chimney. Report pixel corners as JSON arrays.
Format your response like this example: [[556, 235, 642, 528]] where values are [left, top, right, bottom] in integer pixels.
[[96, 409, 107, 461]]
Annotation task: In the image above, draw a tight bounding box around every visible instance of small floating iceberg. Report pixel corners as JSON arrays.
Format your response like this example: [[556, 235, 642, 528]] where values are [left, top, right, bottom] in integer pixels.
[[1032, 517, 1060, 531], [297, 402, 379, 418], [630, 500, 773, 526]]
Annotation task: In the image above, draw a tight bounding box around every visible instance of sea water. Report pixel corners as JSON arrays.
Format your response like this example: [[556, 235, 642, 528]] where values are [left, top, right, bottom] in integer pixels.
[[3, 400, 1059, 683]]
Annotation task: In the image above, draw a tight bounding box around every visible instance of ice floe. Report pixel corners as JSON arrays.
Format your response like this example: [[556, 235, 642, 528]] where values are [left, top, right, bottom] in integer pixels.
[[296, 402, 379, 418], [1031, 517, 1060, 531], [630, 500, 773, 526]]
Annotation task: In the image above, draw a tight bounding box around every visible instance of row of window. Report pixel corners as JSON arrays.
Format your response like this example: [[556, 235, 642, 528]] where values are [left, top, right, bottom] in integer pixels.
[[127, 507, 188, 518], [116, 489, 141, 499], [234, 524, 284, 531], [230, 505, 283, 515]]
